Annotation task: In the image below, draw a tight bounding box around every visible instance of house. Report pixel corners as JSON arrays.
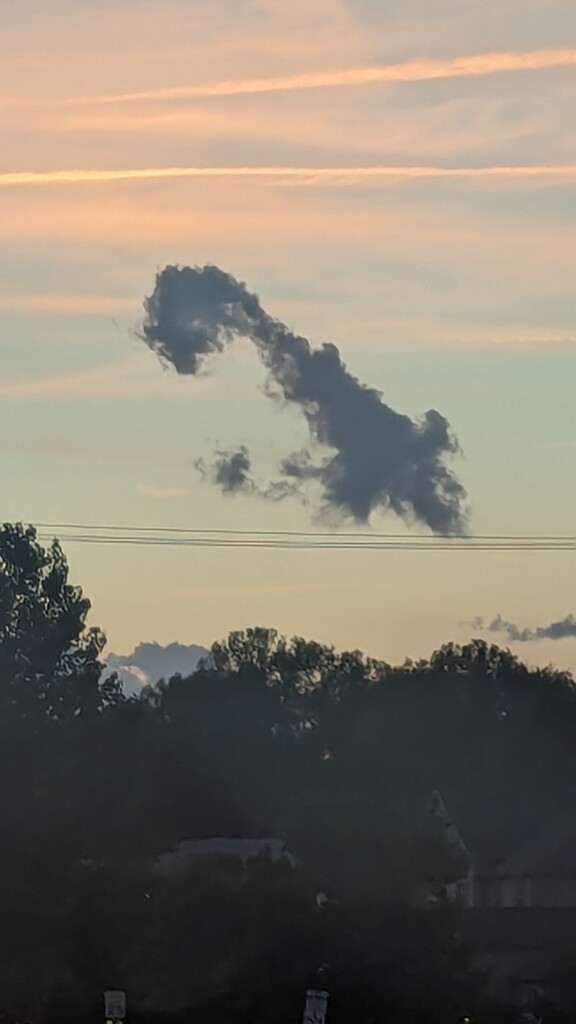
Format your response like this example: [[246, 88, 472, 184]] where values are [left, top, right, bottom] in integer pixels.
[[429, 792, 576, 910], [429, 791, 576, 1010], [156, 836, 298, 873], [473, 822, 576, 909]]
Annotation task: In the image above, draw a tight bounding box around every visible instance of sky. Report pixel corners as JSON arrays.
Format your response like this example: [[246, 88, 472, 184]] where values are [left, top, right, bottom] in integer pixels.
[[1, 0, 575, 673]]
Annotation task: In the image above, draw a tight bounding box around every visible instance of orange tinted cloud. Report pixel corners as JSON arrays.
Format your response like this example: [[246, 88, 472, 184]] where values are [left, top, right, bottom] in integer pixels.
[[1, 164, 575, 187], [0, 357, 260, 402], [0, 293, 134, 314], [68, 49, 576, 104]]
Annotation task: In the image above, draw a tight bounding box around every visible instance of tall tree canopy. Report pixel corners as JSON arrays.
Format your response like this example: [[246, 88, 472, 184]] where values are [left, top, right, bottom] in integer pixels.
[[0, 522, 121, 720]]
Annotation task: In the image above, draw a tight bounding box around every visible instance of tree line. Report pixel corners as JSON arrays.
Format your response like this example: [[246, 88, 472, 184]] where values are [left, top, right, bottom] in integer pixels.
[[1, 522, 576, 1024]]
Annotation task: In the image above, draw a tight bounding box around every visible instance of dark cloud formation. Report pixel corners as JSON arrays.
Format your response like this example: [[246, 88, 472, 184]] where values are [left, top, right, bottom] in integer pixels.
[[141, 264, 467, 534], [195, 447, 298, 503], [475, 613, 576, 643], [196, 446, 255, 495]]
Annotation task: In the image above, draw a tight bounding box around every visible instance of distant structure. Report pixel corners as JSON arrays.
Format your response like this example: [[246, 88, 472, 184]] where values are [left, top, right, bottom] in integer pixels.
[[430, 791, 576, 910], [429, 790, 576, 1010], [156, 836, 298, 873]]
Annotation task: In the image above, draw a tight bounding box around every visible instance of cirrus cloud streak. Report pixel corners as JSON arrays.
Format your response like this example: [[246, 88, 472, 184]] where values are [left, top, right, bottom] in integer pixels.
[[1, 164, 575, 188], [66, 48, 576, 105]]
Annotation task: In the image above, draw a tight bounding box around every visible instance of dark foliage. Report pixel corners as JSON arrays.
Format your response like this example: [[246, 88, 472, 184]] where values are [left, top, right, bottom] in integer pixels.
[[1, 526, 575, 1022]]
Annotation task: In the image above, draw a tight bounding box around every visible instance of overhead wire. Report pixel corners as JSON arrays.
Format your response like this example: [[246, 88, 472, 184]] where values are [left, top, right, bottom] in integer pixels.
[[33, 521, 576, 541], [31, 522, 576, 553]]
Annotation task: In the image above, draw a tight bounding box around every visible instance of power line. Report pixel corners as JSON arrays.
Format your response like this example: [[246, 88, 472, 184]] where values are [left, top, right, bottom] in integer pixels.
[[30, 522, 576, 553], [39, 540, 573, 552], [38, 536, 575, 549], [34, 522, 576, 542]]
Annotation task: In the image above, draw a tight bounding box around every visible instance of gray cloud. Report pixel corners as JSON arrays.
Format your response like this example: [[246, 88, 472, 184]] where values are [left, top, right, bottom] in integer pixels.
[[195, 446, 298, 503], [477, 613, 576, 643], [105, 641, 209, 695], [195, 446, 255, 495], [141, 264, 467, 534]]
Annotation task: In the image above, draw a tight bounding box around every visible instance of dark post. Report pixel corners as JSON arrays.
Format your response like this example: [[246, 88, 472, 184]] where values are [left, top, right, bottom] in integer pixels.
[[104, 991, 127, 1024]]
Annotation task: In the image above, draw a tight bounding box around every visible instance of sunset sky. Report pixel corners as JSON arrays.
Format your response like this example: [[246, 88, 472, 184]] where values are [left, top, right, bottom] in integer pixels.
[[1, 0, 575, 672]]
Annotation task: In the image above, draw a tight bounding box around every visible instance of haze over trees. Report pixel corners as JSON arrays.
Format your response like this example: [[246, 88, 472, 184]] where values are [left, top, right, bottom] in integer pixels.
[[1, 523, 575, 1023]]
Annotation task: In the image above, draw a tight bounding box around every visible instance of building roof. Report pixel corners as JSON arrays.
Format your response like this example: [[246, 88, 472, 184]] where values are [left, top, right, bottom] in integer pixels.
[[156, 836, 297, 872]]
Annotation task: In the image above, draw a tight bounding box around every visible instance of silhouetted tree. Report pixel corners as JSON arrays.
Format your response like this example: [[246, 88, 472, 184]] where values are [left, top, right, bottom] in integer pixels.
[[0, 522, 121, 720], [2, 530, 576, 1022]]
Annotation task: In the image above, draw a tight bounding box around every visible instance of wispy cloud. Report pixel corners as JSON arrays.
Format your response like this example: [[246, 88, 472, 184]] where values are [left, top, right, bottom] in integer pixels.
[[0, 359, 259, 402], [137, 485, 189, 499], [0, 292, 134, 314], [1, 164, 575, 188], [476, 613, 576, 642], [0, 362, 160, 401], [65, 49, 576, 105]]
